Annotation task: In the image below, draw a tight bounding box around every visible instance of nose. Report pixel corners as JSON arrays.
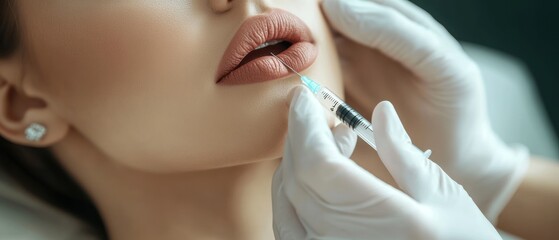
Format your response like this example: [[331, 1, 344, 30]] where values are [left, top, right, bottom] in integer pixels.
[[209, 0, 234, 13]]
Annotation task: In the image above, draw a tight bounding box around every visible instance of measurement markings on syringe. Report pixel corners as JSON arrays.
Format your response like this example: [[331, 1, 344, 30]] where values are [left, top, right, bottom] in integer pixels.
[[321, 92, 339, 111]]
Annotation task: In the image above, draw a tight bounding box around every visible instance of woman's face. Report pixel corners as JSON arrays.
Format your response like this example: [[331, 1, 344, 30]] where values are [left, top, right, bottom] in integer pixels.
[[17, 0, 342, 172]]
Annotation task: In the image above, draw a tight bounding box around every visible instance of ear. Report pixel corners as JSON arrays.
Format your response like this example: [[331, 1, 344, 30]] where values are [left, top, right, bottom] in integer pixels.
[[0, 49, 69, 147]]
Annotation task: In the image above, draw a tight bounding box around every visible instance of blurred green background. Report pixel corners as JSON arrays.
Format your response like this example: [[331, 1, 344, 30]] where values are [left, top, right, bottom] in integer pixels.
[[411, 0, 559, 142]]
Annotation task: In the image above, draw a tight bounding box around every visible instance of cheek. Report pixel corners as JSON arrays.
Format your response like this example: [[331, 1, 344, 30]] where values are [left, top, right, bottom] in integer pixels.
[[26, 3, 198, 110]]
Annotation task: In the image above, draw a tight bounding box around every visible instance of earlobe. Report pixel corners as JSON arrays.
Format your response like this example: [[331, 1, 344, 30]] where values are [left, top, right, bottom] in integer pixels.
[[0, 63, 70, 147]]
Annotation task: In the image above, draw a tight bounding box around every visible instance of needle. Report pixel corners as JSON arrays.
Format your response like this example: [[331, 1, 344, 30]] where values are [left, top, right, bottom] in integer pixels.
[[270, 53, 303, 78]]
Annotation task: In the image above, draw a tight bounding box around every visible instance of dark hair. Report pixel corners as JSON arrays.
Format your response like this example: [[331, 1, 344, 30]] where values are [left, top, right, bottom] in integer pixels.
[[0, 0, 18, 57], [0, 1, 107, 238]]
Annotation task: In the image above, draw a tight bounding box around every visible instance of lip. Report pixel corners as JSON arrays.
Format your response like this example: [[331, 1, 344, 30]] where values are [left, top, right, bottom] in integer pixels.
[[216, 9, 318, 85]]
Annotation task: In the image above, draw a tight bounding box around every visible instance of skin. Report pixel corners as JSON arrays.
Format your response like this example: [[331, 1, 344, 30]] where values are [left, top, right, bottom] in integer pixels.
[[0, 0, 341, 239], [497, 157, 559, 240], [1, 0, 558, 239]]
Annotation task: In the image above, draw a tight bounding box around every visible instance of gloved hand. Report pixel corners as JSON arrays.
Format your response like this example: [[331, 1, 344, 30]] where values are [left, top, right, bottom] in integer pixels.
[[272, 86, 501, 240], [321, 0, 529, 222]]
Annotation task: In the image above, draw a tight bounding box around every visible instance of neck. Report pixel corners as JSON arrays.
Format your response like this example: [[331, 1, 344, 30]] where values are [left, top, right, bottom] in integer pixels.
[[52, 130, 278, 240]]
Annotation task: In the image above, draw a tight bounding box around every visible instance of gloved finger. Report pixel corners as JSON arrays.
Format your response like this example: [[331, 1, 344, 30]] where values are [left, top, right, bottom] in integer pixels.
[[271, 164, 306, 240], [331, 124, 357, 158], [285, 86, 401, 205], [287, 85, 338, 161], [372, 101, 456, 202], [364, 0, 462, 51], [321, 0, 473, 84], [282, 138, 419, 238], [282, 139, 409, 238]]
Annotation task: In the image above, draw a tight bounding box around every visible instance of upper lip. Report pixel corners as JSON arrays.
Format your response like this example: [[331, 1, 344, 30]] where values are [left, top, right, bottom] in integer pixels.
[[216, 9, 315, 83]]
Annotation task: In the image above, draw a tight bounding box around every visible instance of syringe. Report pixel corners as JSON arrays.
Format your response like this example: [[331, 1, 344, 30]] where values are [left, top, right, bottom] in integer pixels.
[[271, 53, 432, 158]]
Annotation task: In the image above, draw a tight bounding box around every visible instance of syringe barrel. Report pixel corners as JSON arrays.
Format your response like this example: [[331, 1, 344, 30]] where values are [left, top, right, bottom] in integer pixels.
[[315, 87, 378, 150], [354, 122, 378, 150]]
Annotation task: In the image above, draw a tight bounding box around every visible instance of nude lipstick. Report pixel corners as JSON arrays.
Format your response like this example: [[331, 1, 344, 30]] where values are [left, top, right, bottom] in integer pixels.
[[216, 9, 318, 85]]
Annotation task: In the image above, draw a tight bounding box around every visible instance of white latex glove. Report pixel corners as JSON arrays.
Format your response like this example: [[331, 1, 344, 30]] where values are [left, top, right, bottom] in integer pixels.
[[272, 86, 501, 240], [321, 0, 529, 222]]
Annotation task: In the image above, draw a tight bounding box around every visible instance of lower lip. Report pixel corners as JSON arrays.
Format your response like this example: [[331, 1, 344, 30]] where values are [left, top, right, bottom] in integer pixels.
[[217, 42, 318, 85]]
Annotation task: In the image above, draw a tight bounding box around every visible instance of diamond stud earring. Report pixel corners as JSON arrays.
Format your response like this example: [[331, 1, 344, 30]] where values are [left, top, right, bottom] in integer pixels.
[[25, 123, 47, 142]]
